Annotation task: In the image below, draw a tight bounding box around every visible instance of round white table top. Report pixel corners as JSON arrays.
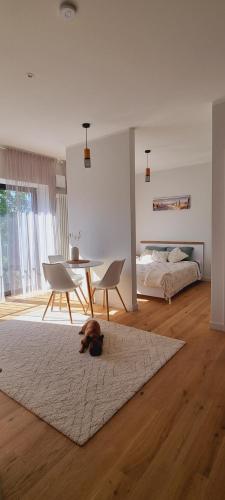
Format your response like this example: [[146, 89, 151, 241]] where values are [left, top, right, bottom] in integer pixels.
[[63, 260, 103, 269]]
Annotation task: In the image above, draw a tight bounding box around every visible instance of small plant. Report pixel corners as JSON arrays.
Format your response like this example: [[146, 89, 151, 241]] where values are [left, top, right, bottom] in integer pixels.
[[69, 231, 82, 244]]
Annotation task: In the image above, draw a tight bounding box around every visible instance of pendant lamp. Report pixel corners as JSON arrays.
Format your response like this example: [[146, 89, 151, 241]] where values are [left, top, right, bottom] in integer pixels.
[[145, 149, 151, 182], [82, 123, 91, 168]]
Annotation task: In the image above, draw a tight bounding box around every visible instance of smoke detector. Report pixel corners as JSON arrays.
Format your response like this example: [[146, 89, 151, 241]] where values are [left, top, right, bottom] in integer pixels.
[[59, 2, 77, 19]]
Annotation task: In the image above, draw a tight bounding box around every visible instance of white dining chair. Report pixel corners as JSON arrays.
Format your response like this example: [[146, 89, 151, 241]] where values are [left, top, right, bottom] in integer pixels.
[[48, 254, 88, 309], [42, 263, 86, 323], [91, 259, 127, 320]]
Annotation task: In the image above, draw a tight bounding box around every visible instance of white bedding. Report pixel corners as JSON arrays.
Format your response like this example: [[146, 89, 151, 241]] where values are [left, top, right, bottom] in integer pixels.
[[136, 258, 201, 298]]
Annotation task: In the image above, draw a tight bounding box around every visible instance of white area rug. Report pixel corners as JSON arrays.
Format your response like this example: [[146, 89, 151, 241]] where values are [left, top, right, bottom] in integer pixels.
[[0, 319, 185, 445]]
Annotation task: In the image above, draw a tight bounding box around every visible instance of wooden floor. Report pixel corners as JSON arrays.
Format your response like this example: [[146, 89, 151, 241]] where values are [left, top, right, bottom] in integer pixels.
[[1, 282, 225, 500]]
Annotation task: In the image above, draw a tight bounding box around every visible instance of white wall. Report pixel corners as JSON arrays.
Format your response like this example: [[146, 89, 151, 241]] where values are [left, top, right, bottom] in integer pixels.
[[135, 163, 212, 279], [66, 129, 137, 311], [211, 101, 225, 331]]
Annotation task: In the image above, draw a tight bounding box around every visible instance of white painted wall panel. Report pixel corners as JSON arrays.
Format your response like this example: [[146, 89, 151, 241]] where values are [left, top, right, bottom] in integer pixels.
[[66, 129, 137, 311]]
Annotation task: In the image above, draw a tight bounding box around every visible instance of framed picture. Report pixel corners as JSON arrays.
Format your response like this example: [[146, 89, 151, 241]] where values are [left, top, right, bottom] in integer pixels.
[[153, 195, 191, 211]]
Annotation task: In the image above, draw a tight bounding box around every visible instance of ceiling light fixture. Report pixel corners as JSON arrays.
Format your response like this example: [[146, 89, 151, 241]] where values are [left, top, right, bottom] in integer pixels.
[[145, 149, 151, 182], [59, 1, 77, 19], [82, 123, 91, 168]]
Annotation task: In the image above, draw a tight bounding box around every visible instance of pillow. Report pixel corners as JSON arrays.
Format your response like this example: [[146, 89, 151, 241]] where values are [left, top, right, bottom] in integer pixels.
[[168, 247, 188, 263], [152, 250, 169, 263], [139, 254, 154, 264], [141, 246, 167, 258], [179, 246, 194, 261], [141, 248, 154, 257], [145, 246, 167, 252], [167, 246, 194, 261]]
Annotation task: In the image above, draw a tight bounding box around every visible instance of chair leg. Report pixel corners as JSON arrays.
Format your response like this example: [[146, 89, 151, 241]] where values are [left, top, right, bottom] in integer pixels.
[[59, 293, 62, 311], [51, 292, 55, 311], [79, 285, 88, 304], [86, 288, 96, 312], [42, 292, 54, 320], [85, 269, 94, 318], [74, 288, 86, 314], [66, 292, 73, 323], [115, 286, 128, 312], [105, 289, 109, 321]]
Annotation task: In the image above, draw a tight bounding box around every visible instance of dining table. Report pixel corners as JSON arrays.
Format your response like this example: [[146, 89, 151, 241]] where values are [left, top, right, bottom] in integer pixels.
[[64, 259, 103, 317]]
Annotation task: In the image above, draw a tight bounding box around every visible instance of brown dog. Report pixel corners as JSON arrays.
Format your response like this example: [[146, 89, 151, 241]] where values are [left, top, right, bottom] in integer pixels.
[[79, 320, 104, 356]]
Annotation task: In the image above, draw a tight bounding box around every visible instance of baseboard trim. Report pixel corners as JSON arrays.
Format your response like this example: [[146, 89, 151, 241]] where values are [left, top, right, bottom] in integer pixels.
[[210, 322, 225, 332]]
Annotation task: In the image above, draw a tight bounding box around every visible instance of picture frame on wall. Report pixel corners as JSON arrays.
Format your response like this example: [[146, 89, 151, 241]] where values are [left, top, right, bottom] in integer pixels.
[[153, 195, 191, 211]]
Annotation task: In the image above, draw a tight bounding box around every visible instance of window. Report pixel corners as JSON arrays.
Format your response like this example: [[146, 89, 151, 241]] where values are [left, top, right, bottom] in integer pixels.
[[0, 184, 41, 295]]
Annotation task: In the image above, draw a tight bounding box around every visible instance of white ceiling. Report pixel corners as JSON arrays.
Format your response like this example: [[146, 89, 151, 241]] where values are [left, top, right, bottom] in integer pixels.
[[0, 0, 224, 170], [135, 104, 212, 172]]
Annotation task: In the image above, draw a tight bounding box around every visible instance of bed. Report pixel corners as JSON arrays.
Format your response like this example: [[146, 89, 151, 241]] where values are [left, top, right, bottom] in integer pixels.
[[136, 241, 204, 303]]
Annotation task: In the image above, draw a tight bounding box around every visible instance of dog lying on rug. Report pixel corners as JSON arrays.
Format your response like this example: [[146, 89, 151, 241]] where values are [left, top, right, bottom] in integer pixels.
[[79, 320, 104, 356]]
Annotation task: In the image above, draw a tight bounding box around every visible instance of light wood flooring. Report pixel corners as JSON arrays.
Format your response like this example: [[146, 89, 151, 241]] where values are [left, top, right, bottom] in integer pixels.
[[0, 282, 225, 500]]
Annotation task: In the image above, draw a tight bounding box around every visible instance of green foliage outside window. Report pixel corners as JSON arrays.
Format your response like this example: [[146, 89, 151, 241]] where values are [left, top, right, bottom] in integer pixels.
[[0, 189, 32, 215]]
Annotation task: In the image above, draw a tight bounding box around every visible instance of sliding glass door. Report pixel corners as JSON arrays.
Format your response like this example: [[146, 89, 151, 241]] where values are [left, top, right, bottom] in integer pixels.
[[0, 183, 41, 297]]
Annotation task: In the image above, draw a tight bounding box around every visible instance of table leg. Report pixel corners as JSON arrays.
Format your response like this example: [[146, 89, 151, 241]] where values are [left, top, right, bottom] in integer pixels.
[[51, 292, 55, 311], [85, 269, 94, 318]]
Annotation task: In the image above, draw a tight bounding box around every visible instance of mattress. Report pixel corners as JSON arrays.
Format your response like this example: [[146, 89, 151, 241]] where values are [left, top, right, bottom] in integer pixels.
[[136, 258, 201, 298]]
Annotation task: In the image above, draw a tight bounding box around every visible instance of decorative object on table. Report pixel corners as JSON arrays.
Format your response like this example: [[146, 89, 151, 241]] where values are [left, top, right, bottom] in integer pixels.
[[153, 195, 191, 211], [67, 259, 90, 264], [82, 122, 91, 168], [69, 231, 82, 244], [0, 319, 185, 445], [91, 259, 127, 321], [145, 149, 151, 182], [71, 246, 79, 260]]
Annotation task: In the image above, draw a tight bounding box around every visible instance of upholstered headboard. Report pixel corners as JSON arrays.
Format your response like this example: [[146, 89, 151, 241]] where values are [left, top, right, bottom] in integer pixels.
[[140, 240, 204, 275]]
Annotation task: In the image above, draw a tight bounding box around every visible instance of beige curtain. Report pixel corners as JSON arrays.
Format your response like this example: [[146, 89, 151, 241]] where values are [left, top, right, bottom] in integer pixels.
[[0, 148, 57, 299]]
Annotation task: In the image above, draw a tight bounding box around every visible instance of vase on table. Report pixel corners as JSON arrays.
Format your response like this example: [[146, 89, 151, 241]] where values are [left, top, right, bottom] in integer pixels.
[[71, 246, 79, 260]]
